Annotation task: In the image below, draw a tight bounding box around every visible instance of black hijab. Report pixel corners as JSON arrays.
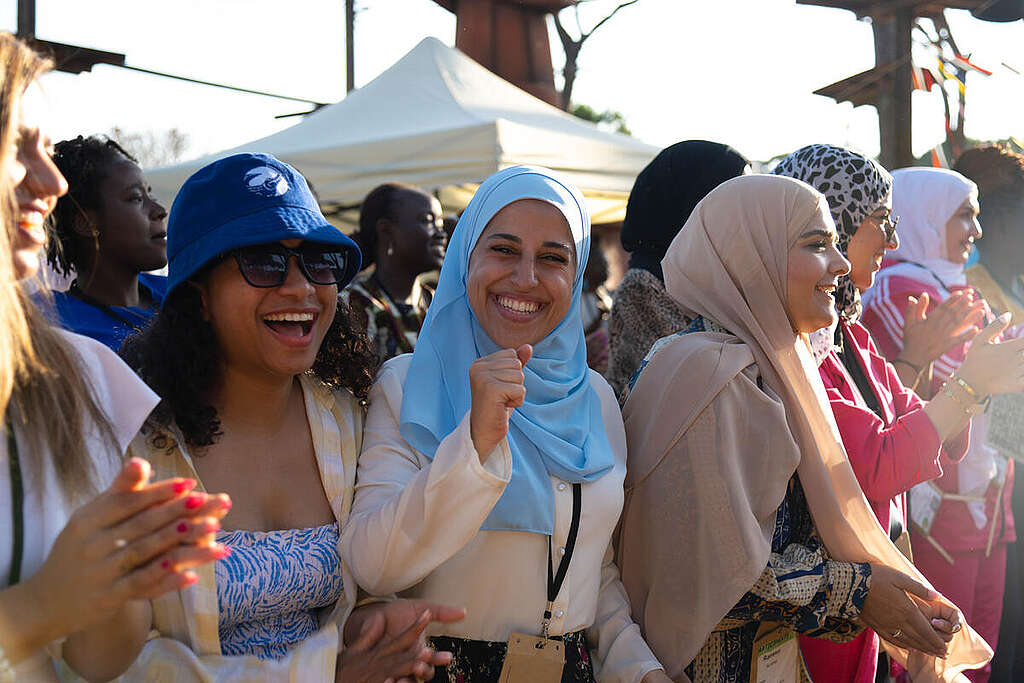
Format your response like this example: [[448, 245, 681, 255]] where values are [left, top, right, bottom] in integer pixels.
[[620, 140, 749, 281]]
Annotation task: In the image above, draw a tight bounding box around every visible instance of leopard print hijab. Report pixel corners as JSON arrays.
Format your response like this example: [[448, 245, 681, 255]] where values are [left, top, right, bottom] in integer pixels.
[[774, 144, 892, 322]]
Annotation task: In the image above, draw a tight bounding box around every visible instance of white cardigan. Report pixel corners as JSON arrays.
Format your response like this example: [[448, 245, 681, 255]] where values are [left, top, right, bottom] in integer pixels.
[[0, 331, 159, 682], [340, 354, 661, 683]]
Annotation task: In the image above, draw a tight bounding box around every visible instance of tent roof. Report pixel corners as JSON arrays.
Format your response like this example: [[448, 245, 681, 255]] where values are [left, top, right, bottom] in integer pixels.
[[147, 37, 657, 223]]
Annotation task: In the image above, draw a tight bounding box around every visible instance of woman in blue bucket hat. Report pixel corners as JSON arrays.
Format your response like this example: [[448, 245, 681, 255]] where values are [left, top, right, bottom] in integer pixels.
[[73, 153, 463, 681]]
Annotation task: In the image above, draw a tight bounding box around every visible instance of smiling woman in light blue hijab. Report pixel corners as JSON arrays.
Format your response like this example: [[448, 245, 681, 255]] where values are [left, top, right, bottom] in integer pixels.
[[400, 165, 615, 534], [341, 166, 667, 683]]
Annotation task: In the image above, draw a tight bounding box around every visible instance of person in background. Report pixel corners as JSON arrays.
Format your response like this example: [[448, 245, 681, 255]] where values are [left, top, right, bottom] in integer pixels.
[[616, 174, 991, 683], [957, 146, 1024, 325], [345, 182, 447, 362], [862, 167, 1022, 683], [607, 140, 749, 397], [42, 135, 168, 351], [775, 144, 1014, 683], [954, 144, 1024, 683], [581, 240, 613, 375], [0, 32, 230, 682], [341, 165, 670, 683]]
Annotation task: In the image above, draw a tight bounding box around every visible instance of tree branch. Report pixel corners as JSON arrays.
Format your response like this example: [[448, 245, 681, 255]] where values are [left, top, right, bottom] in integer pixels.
[[581, 0, 640, 41], [552, 11, 575, 50]]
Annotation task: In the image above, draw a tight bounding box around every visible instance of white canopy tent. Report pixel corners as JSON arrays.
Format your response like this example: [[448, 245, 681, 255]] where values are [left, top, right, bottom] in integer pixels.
[[146, 37, 658, 225]]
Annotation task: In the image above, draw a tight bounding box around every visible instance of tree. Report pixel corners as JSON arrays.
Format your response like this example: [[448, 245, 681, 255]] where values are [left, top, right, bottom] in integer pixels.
[[107, 126, 190, 169], [553, 0, 640, 111], [570, 103, 632, 135]]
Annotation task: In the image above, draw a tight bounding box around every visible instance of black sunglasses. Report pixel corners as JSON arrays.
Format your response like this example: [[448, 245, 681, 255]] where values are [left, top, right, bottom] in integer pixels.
[[229, 243, 357, 288]]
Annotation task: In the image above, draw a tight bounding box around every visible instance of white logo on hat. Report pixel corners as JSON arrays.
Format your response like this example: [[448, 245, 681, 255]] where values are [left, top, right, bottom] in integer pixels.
[[244, 166, 289, 197]]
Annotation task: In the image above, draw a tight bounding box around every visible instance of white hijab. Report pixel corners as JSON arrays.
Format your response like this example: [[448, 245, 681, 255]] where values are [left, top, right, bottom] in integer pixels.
[[883, 167, 978, 291]]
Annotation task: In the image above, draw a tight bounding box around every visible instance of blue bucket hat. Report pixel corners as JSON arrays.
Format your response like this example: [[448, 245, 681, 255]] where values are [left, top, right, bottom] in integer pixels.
[[165, 153, 361, 294]]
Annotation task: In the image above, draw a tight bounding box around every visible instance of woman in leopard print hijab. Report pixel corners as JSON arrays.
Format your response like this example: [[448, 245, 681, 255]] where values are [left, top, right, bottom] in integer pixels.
[[774, 145, 982, 683], [774, 144, 892, 323]]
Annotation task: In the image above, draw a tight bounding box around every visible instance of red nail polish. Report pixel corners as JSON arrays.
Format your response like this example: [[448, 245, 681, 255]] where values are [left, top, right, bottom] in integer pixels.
[[172, 478, 196, 495], [177, 522, 188, 533], [185, 493, 206, 510], [221, 496, 233, 510], [184, 574, 199, 587], [161, 559, 171, 570], [215, 545, 232, 560]]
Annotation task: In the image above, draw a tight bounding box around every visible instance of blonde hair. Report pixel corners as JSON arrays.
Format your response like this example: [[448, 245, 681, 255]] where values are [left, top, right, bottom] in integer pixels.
[[0, 33, 115, 494]]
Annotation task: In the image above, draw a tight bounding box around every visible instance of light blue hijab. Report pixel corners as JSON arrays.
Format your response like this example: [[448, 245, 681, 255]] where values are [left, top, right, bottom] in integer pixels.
[[399, 166, 615, 535]]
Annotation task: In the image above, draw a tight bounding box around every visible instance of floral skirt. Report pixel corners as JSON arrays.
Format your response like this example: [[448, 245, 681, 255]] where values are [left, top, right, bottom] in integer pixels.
[[430, 630, 594, 683]]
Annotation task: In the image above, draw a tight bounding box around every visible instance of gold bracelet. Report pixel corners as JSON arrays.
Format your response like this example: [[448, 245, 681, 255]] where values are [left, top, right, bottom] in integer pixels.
[[943, 382, 984, 415], [951, 375, 981, 400]]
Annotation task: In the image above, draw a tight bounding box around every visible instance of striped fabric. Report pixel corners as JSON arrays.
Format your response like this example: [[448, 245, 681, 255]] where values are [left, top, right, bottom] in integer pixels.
[[115, 374, 362, 682], [861, 271, 972, 385]]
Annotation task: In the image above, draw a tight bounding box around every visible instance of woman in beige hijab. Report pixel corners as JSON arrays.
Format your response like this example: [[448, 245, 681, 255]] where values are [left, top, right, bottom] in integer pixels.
[[616, 175, 992, 682]]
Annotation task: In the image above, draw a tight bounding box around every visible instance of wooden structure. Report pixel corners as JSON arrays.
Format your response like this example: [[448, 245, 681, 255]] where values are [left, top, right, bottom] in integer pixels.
[[431, 0, 574, 106], [16, 0, 126, 74], [798, 0, 1022, 169]]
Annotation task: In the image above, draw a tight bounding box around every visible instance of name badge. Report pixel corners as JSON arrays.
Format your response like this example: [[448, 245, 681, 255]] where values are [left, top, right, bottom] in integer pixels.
[[750, 624, 800, 683], [498, 633, 565, 683]]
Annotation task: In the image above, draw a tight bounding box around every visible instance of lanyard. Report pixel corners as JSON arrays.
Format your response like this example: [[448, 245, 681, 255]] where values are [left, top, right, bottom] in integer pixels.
[[6, 423, 23, 586], [541, 483, 582, 638]]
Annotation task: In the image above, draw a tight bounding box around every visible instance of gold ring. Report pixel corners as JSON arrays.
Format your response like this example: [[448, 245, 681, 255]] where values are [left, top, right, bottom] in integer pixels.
[[118, 548, 140, 574]]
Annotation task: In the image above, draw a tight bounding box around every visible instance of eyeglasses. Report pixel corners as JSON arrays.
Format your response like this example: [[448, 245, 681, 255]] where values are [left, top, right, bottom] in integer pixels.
[[229, 243, 355, 288], [868, 212, 900, 243]]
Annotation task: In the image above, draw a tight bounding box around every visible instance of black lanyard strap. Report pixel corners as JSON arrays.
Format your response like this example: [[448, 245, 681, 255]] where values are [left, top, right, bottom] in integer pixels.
[[67, 281, 148, 333], [542, 483, 582, 638], [7, 423, 23, 586]]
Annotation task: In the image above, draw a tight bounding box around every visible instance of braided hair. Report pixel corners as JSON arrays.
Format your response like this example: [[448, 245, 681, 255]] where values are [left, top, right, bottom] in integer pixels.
[[47, 135, 137, 276]]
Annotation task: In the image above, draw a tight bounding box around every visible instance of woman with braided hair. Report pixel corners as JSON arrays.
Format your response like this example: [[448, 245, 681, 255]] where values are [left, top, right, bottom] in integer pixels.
[[42, 134, 168, 350]]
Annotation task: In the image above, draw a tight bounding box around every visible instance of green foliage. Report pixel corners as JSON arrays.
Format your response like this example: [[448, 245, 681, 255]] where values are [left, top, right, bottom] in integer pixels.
[[570, 103, 632, 136]]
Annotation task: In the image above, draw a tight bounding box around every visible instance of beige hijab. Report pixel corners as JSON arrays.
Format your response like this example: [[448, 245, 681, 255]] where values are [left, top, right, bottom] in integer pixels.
[[616, 175, 990, 681]]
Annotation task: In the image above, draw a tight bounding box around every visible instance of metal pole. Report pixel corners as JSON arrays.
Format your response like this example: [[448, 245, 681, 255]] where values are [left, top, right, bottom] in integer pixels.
[[17, 0, 36, 39], [346, 0, 355, 93]]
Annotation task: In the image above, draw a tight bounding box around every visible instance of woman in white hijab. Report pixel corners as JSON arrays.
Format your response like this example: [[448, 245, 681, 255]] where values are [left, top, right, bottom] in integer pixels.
[[617, 174, 995, 682], [862, 167, 1024, 683]]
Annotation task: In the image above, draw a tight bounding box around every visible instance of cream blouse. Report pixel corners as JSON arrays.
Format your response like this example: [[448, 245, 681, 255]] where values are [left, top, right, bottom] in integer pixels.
[[339, 354, 661, 683]]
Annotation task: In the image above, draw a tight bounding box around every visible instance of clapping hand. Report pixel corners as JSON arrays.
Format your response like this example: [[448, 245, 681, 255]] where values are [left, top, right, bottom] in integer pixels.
[[27, 457, 231, 638], [900, 291, 985, 368], [338, 599, 466, 683]]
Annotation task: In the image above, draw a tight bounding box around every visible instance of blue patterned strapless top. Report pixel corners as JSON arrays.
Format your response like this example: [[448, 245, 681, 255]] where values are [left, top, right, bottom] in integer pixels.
[[215, 523, 344, 659]]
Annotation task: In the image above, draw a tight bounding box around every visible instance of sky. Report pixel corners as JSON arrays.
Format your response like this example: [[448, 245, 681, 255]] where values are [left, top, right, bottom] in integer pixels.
[[3, 0, 1022, 165]]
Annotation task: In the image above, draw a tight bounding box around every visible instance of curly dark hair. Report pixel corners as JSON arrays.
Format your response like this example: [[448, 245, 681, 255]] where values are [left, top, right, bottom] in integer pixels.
[[955, 144, 1024, 204], [47, 135, 137, 276], [120, 268, 378, 449], [955, 144, 1024, 239]]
